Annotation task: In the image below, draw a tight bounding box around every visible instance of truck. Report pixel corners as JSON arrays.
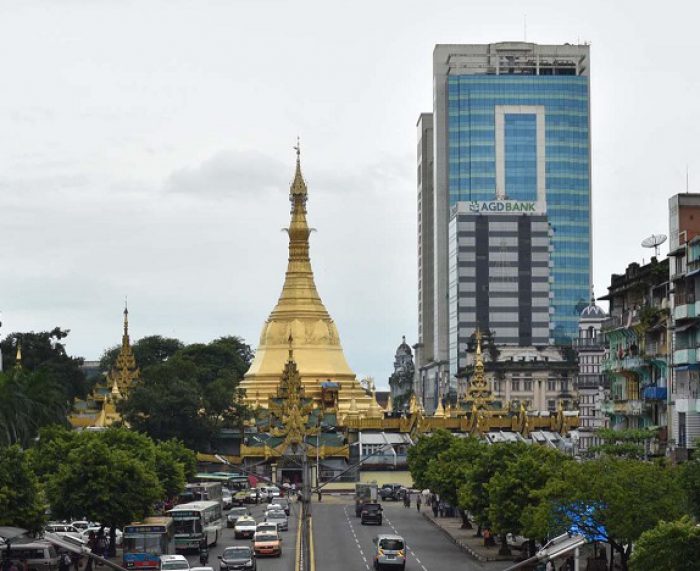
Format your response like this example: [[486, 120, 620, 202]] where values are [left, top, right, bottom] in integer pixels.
[[354, 482, 378, 517]]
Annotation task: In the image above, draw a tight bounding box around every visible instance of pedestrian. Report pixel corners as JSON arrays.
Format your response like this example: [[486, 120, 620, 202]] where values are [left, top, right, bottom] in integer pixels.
[[416, 494, 422, 511], [483, 528, 491, 548], [431, 501, 438, 518], [59, 553, 71, 571], [438, 501, 445, 517], [255, 489, 260, 505], [317, 490, 322, 502]]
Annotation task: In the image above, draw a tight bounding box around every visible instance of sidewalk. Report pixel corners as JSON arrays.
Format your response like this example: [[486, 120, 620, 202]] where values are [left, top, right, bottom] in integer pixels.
[[420, 510, 516, 564]]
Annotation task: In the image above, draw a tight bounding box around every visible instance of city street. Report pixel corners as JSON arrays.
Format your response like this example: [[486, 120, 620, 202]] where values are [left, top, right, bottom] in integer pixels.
[[312, 497, 512, 571], [184, 501, 299, 571]]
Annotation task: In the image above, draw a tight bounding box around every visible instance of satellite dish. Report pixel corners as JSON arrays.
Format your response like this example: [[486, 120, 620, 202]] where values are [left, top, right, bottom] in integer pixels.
[[641, 234, 667, 256]]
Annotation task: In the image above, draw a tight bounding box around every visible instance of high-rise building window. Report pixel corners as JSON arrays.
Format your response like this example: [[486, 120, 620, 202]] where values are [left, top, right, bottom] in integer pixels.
[[512, 379, 520, 391]]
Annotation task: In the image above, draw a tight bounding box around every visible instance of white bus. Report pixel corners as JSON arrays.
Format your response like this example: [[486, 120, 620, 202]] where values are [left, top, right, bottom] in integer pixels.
[[167, 501, 223, 551], [179, 482, 223, 508]]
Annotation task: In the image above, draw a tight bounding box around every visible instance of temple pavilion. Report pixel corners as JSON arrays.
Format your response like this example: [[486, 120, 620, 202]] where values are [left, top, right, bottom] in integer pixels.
[[68, 306, 140, 429]]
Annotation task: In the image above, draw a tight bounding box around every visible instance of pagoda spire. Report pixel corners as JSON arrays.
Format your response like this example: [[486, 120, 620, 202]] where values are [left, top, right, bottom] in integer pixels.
[[122, 300, 130, 348], [468, 329, 493, 409], [270, 141, 329, 320]]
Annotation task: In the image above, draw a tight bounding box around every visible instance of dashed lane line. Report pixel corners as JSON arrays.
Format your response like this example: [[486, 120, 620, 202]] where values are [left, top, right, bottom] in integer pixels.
[[384, 514, 429, 571], [343, 505, 370, 570]]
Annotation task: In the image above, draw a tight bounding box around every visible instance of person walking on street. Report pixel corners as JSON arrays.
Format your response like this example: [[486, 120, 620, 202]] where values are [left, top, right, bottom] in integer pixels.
[[416, 494, 422, 511], [431, 500, 438, 517]]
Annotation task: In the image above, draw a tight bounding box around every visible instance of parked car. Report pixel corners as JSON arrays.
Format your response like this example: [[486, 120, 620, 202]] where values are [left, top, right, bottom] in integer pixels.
[[361, 503, 383, 526], [70, 521, 99, 532], [227, 507, 250, 528], [218, 546, 256, 571], [252, 531, 281, 558], [265, 510, 288, 532], [44, 523, 83, 541], [379, 484, 403, 502], [234, 516, 257, 540], [372, 534, 406, 570], [4, 539, 59, 571], [160, 555, 190, 571]]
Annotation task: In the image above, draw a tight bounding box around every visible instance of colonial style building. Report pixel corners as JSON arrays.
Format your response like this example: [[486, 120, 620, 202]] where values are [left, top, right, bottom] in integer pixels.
[[599, 257, 670, 454], [573, 296, 608, 454]]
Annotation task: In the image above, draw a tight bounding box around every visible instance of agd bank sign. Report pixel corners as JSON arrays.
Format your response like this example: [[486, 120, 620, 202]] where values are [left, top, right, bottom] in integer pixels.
[[468, 200, 540, 214]]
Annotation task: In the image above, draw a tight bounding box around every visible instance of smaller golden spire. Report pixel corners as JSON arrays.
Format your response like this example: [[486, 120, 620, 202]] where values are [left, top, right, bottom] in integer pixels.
[[468, 329, 494, 409], [368, 390, 383, 419], [434, 398, 446, 418], [14, 343, 22, 369]]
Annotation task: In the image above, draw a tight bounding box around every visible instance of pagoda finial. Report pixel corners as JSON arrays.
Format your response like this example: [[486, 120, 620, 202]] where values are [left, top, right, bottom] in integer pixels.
[[123, 298, 129, 341], [291, 137, 307, 198]]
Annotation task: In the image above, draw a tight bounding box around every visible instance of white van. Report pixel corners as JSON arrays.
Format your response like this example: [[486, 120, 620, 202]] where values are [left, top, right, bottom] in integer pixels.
[[6, 539, 60, 571]]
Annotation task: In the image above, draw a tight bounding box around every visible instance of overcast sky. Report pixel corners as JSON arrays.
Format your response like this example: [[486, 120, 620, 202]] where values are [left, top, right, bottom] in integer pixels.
[[1, 0, 698, 386]]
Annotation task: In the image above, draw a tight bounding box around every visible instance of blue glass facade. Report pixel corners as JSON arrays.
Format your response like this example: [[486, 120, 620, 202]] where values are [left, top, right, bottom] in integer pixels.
[[447, 75, 590, 342], [504, 113, 537, 201]]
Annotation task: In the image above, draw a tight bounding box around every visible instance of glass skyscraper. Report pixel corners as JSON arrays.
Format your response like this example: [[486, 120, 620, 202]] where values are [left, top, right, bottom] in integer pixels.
[[415, 43, 591, 413]]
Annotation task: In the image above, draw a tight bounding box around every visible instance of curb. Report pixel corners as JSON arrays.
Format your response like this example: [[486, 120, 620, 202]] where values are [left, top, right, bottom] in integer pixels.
[[420, 512, 501, 563]]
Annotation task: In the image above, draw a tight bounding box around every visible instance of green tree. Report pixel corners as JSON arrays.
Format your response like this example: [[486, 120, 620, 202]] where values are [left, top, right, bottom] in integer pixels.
[[527, 458, 686, 570], [679, 457, 700, 519], [118, 337, 253, 449], [630, 516, 700, 571], [47, 438, 162, 531], [1, 328, 87, 401], [407, 429, 454, 490], [155, 446, 186, 500], [0, 368, 70, 447], [487, 446, 569, 555], [157, 439, 197, 480], [0, 445, 45, 532], [27, 425, 79, 478], [99, 335, 184, 372], [458, 442, 527, 545]]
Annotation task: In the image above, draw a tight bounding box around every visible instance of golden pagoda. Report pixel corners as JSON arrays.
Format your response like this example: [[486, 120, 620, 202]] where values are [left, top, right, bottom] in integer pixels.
[[241, 144, 372, 414], [68, 306, 141, 429]]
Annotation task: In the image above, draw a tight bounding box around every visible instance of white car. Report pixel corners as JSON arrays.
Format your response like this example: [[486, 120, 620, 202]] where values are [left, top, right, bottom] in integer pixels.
[[45, 523, 83, 541], [256, 522, 277, 534], [160, 555, 190, 571], [234, 516, 257, 540], [265, 504, 283, 514], [70, 520, 99, 532], [79, 527, 123, 547]]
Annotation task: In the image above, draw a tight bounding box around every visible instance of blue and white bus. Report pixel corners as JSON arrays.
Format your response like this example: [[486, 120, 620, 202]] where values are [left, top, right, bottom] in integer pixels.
[[167, 501, 223, 551], [122, 517, 174, 570]]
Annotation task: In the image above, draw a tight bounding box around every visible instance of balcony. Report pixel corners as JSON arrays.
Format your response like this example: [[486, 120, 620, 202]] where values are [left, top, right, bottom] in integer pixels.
[[575, 375, 610, 390], [674, 348, 698, 365], [600, 400, 615, 415], [675, 303, 697, 321], [602, 355, 646, 373], [573, 336, 606, 349], [613, 400, 643, 416], [643, 386, 668, 401]]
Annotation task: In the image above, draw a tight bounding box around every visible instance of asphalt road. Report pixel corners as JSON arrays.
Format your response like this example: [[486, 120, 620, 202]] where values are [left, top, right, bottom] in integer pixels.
[[184, 500, 299, 571], [312, 498, 512, 571]]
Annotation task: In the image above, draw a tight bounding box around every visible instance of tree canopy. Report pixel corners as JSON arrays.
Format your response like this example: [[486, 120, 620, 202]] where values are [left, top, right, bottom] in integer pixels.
[[526, 457, 685, 570], [629, 517, 700, 571], [407, 429, 454, 490], [118, 337, 253, 449], [0, 329, 87, 446], [0, 445, 45, 532]]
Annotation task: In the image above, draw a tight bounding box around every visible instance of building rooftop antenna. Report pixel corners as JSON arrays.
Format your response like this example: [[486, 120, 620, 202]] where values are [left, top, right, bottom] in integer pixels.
[[641, 234, 667, 257]]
